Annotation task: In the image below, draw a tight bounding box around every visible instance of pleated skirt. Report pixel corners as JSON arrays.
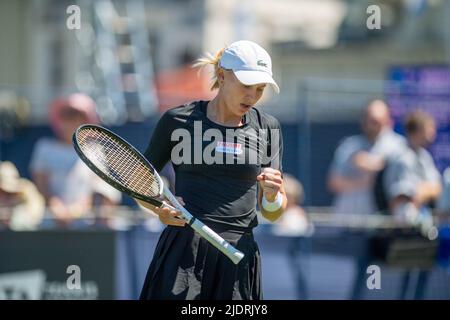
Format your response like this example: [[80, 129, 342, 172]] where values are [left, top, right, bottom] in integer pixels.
[[139, 225, 262, 300]]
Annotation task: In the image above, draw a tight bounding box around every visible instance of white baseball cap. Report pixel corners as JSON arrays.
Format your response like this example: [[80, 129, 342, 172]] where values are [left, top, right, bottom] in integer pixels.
[[219, 40, 280, 93]]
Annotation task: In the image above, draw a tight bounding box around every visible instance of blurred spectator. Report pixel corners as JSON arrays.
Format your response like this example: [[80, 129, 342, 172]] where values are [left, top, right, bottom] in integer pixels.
[[0, 90, 30, 140], [272, 174, 311, 236], [383, 110, 441, 300], [327, 100, 406, 215], [437, 167, 450, 220], [436, 167, 450, 271], [0, 161, 45, 230], [385, 110, 442, 226], [29, 93, 121, 228]]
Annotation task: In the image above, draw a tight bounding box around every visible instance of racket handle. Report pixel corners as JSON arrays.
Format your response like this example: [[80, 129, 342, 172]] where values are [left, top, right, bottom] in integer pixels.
[[162, 187, 245, 265], [190, 218, 245, 265]]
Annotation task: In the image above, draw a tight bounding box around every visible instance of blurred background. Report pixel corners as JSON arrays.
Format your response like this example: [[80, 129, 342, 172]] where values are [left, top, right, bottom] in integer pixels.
[[1, 0, 450, 300]]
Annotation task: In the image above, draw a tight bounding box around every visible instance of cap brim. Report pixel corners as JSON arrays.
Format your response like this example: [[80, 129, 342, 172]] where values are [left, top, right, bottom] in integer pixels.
[[233, 70, 280, 94]]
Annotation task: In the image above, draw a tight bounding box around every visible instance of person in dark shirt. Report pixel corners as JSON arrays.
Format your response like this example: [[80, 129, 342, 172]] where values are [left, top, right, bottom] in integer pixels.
[[137, 40, 287, 300]]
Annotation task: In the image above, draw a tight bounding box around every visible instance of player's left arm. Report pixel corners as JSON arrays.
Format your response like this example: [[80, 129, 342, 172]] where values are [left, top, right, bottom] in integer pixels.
[[257, 167, 287, 222]]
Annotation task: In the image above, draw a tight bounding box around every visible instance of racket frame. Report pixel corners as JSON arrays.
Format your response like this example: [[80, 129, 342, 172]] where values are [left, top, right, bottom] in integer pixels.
[[73, 124, 164, 208], [73, 124, 244, 265]]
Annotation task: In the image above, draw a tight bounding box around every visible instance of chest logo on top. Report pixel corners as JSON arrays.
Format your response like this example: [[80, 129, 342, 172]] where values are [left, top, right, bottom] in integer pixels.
[[170, 121, 280, 167], [215, 142, 243, 155]]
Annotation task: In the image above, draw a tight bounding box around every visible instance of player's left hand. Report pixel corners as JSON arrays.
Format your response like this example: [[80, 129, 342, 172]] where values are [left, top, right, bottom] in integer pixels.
[[257, 167, 283, 202]]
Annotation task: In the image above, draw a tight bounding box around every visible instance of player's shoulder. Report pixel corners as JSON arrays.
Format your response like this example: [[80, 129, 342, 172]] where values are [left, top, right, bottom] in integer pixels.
[[160, 100, 204, 122], [164, 101, 200, 115], [248, 107, 281, 130]]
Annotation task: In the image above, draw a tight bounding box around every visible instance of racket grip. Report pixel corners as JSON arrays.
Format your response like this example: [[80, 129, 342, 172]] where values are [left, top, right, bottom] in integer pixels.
[[189, 218, 245, 265], [163, 206, 245, 264], [162, 186, 245, 264]]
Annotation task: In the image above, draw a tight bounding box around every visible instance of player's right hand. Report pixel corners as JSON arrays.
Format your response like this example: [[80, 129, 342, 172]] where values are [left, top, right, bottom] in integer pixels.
[[136, 197, 186, 227]]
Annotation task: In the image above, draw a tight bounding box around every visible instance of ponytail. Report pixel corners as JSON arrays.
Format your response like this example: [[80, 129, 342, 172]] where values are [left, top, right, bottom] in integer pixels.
[[193, 47, 225, 91]]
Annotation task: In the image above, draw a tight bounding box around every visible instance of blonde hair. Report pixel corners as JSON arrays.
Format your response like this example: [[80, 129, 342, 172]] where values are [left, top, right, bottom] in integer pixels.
[[193, 47, 225, 91]]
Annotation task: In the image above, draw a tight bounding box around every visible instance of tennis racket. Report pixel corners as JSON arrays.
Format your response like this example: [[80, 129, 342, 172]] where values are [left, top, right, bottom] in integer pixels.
[[72, 124, 244, 265]]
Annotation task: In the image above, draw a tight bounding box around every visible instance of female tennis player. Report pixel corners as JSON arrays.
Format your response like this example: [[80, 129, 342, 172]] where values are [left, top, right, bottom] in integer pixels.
[[138, 40, 287, 300]]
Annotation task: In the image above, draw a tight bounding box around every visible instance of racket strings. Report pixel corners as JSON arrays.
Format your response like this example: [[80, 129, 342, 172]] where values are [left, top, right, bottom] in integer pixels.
[[85, 131, 158, 196], [91, 131, 158, 196], [77, 128, 161, 197], [79, 129, 153, 194]]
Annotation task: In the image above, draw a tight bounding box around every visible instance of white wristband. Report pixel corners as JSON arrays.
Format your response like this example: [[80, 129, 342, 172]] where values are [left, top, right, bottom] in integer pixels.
[[262, 192, 283, 212]]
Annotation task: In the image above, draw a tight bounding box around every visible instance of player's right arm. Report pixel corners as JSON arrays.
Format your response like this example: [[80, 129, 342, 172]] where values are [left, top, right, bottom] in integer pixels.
[[135, 108, 186, 226], [135, 198, 186, 226]]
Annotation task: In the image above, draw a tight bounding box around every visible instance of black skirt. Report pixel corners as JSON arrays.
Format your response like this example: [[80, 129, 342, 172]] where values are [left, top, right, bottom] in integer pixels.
[[139, 225, 262, 300]]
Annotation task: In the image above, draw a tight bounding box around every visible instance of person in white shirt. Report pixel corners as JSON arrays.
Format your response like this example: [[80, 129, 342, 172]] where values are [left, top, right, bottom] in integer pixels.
[[385, 110, 442, 224], [383, 110, 442, 300], [30, 93, 121, 228], [327, 100, 406, 215]]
